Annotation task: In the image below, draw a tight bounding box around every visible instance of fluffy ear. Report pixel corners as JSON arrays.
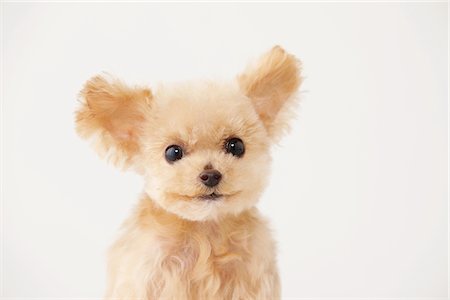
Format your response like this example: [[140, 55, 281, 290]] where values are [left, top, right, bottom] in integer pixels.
[[75, 75, 152, 168], [238, 46, 302, 138]]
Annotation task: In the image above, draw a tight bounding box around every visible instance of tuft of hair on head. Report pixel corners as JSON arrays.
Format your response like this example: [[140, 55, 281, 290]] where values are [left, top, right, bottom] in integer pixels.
[[238, 45, 302, 140], [75, 74, 152, 169]]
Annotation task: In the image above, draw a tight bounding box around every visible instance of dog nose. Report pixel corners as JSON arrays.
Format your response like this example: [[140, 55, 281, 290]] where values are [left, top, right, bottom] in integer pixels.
[[199, 170, 222, 187]]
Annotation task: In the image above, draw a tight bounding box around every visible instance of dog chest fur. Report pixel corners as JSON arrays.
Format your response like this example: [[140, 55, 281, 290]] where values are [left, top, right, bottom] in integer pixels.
[[106, 196, 280, 299]]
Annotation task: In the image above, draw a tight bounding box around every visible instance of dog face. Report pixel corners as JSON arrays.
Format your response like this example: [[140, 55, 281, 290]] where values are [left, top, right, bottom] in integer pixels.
[[140, 83, 271, 220], [76, 46, 302, 221]]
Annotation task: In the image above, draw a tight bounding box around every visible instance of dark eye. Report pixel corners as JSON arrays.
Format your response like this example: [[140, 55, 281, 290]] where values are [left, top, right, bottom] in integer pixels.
[[225, 138, 245, 157], [165, 145, 183, 162]]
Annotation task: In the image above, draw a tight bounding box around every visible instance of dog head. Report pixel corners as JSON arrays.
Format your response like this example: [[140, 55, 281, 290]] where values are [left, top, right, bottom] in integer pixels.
[[76, 46, 302, 221]]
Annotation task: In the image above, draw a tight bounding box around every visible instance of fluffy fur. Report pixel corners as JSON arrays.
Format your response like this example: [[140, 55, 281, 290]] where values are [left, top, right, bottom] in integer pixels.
[[76, 46, 302, 299]]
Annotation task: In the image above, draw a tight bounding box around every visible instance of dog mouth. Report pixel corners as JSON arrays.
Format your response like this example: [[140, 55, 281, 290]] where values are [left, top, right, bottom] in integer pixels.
[[170, 191, 240, 202], [198, 192, 223, 201]]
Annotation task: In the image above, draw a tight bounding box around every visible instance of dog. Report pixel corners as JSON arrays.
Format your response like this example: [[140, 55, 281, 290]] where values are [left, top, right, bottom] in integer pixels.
[[76, 46, 302, 299]]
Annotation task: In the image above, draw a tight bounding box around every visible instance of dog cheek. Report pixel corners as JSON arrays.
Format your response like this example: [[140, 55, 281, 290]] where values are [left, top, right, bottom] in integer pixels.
[[232, 150, 271, 192]]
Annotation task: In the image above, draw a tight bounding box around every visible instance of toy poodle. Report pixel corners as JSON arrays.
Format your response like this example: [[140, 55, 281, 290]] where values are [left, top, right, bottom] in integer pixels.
[[76, 46, 302, 299]]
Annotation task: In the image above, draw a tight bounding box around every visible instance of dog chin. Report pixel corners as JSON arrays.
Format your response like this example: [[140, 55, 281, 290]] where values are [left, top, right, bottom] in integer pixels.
[[162, 196, 224, 221], [142, 189, 217, 221], [148, 192, 247, 221]]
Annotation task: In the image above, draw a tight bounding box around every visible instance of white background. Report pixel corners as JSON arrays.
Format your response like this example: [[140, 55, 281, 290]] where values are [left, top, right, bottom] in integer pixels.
[[2, 2, 448, 299]]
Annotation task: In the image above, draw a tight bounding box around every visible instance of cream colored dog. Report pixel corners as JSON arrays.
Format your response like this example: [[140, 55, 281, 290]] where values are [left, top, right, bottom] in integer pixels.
[[76, 46, 302, 299]]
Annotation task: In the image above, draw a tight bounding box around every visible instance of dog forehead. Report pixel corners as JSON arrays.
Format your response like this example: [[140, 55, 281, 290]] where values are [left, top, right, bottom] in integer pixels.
[[152, 82, 255, 132]]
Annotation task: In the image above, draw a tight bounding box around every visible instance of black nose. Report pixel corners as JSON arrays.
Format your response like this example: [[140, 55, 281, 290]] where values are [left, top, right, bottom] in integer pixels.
[[199, 170, 222, 187]]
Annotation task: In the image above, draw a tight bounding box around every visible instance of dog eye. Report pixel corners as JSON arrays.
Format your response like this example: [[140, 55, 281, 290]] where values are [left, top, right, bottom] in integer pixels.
[[165, 145, 183, 162], [225, 138, 245, 157]]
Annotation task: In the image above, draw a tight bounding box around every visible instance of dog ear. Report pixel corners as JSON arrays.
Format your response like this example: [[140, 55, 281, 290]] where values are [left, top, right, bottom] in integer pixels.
[[75, 75, 152, 168], [238, 46, 302, 138]]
